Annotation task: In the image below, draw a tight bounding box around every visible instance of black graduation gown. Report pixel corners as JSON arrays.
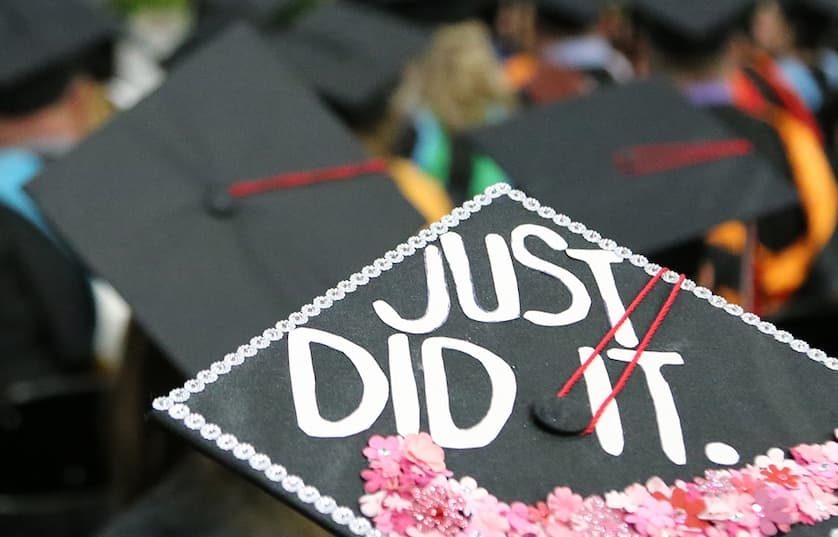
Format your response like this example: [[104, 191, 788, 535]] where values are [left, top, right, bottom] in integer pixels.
[[0, 203, 95, 388]]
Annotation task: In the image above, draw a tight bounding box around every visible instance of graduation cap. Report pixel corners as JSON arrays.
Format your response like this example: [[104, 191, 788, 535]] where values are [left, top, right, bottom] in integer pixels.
[[347, 0, 500, 24], [271, 1, 429, 128], [536, 0, 603, 31], [466, 79, 799, 256], [152, 181, 837, 537], [0, 0, 116, 117], [27, 24, 425, 376], [779, 0, 838, 48], [631, 0, 756, 58]]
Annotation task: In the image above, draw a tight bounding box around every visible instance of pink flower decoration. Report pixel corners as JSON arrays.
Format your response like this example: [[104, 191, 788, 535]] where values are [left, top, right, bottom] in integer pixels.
[[795, 481, 838, 523], [625, 497, 675, 535], [753, 486, 796, 535], [404, 433, 447, 473], [546, 487, 583, 523], [571, 497, 634, 537], [359, 491, 386, 517]]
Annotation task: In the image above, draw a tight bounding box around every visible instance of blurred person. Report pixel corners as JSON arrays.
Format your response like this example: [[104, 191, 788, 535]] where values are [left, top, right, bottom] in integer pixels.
[[770, 0, 838, 149], [514, 0, 633, 105], [634, 0, 838, 315], [388, 20, 517, 203], [0, 0, 115, 389]]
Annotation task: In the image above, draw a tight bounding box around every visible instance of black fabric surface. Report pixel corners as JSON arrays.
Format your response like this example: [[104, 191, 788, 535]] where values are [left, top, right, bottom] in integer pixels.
[[0, 205, 95, 388], [27, 25, 424, 376], [176, 194, 836, 536], [468, 80, 800, 254]]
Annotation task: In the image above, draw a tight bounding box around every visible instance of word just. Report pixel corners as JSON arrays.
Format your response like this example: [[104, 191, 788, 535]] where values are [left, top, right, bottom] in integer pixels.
[[288, 224, 687, 465]]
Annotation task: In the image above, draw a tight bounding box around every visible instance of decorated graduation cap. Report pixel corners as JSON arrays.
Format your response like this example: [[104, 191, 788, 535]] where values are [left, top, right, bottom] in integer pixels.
[[466, 79, 798, 256], [0, 0, 116, 116], [631, 0, 756, 58], [152, 181, 837, 537], [271, 1, 429, 128], [27, 24, 425, 376]]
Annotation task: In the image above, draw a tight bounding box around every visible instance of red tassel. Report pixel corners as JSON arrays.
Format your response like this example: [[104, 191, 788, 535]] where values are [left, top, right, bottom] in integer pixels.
[[614, 139, 752, 176]]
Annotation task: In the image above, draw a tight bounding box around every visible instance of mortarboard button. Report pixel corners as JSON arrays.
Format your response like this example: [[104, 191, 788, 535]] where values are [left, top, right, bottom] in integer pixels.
[[204, 186, 238, 218], [532, 395, 591, 434]]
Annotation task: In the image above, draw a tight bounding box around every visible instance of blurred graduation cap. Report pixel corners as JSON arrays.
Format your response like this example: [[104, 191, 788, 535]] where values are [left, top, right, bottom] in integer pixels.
[[0, 0, 116, 117], [466, 79, 798, 255], [779, 0, 838, 48], [271, 1, 430, 128], [348, 0, 500, 24], [631, 0, 755, 58], [536, 0, 604, 30], [27, 24, 425, 376], [152, 181, 837, 537]]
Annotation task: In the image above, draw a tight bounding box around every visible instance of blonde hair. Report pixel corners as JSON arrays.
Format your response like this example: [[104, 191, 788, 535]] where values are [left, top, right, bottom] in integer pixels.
[[401, 21, 515, 133]]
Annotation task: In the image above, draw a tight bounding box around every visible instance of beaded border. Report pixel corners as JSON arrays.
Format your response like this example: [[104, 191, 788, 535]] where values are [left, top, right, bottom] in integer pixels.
[[152, 182, 838, 536]]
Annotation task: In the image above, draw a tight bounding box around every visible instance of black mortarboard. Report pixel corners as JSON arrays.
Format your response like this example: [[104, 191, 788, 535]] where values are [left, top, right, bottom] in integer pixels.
[[779, 0, 838, 48], [0, 0, 116, 116], [466, 79, 798, 255], [271, 1, 429, 128], [631, 0, 755, 58], [27, 24, 425, 376], [348, 0, 499, 24], [152, 182, 837, 537], [536, 0, 603, 31]]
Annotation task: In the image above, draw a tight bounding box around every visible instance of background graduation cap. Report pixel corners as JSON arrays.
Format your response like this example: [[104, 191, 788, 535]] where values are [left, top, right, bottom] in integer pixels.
[[270, 1, 430, 128], [466, 79, 799, 256], [27, 24, 425, 376], [0, 0, 116, 117], [630, 0, 756, 59], [535, 0, 604, 31], [779, 0, 838, 48], [347, 0, 500, 24], [153, 182, 837, 536]]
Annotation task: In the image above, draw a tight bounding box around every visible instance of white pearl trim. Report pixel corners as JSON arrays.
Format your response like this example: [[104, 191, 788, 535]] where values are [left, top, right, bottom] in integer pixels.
[[152, 182, 836, 535]]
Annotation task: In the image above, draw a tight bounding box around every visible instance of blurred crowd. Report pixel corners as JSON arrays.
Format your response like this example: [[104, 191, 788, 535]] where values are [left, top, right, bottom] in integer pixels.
[[1, 0, 837, 536]]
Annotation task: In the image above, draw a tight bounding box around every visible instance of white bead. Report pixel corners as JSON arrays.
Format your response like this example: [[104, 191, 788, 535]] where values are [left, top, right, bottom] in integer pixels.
[[373, 258, 391, 272], [645, 263, 662, 276], [680, 279, 696, 292], [349, 517, 372, 535], [216, 434, 237, 451], [441, 214, 459, 228], [168, 404, 189, 420], [475, 193, 492, 205], [298, 485, 320, 503], [337, 280, 356, 293], [200, 423, 221, 440], [407, 236, 426, 249], [251, 335, 270, 349], [790, 339, 810, 353], [583, 229, 602, 243], [210, 360, 230, 374], [152, 397, 173, 411], [463, 200, 481, 213], [302, 303, 321, 317], [709, 295, 727, 308], [568, 221, 587, 234], [396, 242, 416, 256], [807, 348, 827, 362], [757, 321, 776, 335], [169, 388, 189, 402], [332, 507, 355, 525], [249, 454, 271, 471], [630, 254, 648, 267], [289, 312, 307, 325], [740, 313, 760, 326], [553, 214, 571, 226], [315, 496, 337, 514], [599, 238, 618, 251], [419, 228, 438, 242], [184, 379, 204, 393], [282, 475, 304, 493], [724, 304, 744, 316], [185, 413, 206, 430], [197, 369, 219, 383], [508, 189, 525, 201], [693, 286, 712, 299], [523, 197, 540, 211], [233, 443, 255, 460], [452, 207, 470, 221], [276, 319, 293, 332], [265, 464, 287, 482], [774, 330, 794, 343], [537, 206, 556, 219], [662, 270, 680, 284]]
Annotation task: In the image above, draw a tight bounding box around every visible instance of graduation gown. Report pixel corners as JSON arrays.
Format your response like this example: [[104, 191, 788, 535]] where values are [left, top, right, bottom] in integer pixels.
[[0, 203, 95, 388]]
